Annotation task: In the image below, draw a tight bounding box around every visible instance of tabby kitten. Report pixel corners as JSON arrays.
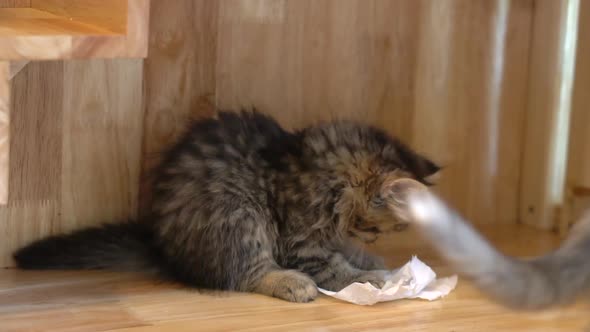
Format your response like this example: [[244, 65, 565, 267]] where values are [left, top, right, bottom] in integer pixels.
[[386, 178, 590, 310], [14, 110, 439, 303]]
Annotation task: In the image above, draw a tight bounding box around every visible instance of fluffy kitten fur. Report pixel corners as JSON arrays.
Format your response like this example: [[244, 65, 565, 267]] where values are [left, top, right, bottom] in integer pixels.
[[14, 110, 439, 303], [387, 178, 590, 310]]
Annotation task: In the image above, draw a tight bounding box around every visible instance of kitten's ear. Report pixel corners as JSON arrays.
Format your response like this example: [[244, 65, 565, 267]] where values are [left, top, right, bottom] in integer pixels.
[[421, 159, 442, 185], [399, 148, 441, 185]]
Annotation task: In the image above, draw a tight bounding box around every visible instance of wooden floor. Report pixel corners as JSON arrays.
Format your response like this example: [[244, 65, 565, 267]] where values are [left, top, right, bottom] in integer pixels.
[[1, 224, 589, 332]]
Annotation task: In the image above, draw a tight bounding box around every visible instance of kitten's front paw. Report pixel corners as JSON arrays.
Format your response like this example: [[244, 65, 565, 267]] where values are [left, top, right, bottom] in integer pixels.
[[272, 271, 318, 303], [351, 270, 389, 289], [254, 270, 318, 303], [363, 255, 386, 270]]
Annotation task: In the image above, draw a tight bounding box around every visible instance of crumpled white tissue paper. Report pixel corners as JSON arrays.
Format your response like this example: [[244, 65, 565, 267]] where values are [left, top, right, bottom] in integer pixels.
[[318, 256, 458, 305]]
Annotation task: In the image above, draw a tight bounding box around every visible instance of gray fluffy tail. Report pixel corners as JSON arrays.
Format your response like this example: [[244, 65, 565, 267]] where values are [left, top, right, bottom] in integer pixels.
[[406, 192, 590, 310]]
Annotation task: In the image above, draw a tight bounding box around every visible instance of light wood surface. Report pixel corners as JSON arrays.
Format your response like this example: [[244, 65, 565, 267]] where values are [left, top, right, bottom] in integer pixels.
[[32, 0, 127, 33], [214, 0, 533, 225], [0, 59, 144, 267], [0, 0, 149, 60], [0, 8, 117, 35], [0, 224, 588, 332], [0, 62, 9, 204]]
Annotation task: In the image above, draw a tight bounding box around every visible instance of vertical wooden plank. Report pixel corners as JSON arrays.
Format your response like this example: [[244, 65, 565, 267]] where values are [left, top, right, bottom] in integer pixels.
[[559, 0, 590, 233], [520, 0, 580, 229], [1, 59, 144, 266], [60, 59, 143, 233], [140, 0, 218, 210], [0, 62, 9, 205], [566, 0, 590, 189], [9, 61, 63, 202], [0, 61, 63, 267]]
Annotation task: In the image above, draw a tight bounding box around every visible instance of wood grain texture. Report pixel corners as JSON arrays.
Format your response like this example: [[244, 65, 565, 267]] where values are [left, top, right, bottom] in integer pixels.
[[0, 62, 63, 267], [0, 224, 588, 332], [0, 62, 9, 204], [0, 0, 30, 7], [566, 0, 590, 189], [140, 0, 218, 211], [0, 8, 117, 35], [0, 0, 149, 60], [32, 0, 127, 33], [412, 0, 533, 226], [215, 0, 533, 224], [59, 59, 144, 233], [70, 0, 150, 59], [0, 59, 144, 266], [560, 1, 590, 234], [9, 61, 63, 203], [520, 0, 579, 230], [7, 60, 28, 79]]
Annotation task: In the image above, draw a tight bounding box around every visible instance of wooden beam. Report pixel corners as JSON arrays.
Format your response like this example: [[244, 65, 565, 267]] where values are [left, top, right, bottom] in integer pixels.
[[0, 0, 149, 60]]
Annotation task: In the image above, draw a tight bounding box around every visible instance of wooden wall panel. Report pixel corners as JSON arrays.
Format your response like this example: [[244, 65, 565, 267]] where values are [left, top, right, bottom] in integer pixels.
[[216, 0, 534, 224], [0, 62, 8, 204], [0, 62, 63, 267], [9, 62, 63, 202], [566, 0, 590, 189], [559, 0, 590, 232], [216, 0, 422, 133], [0, 59, 144, 266], [413, 0, 533, 226], [59, 59, 143, 233], [2, 0, 568, 265], [0, 1, 30, 7], [140, 0, 218, 210], [519, 0, 580, 230]]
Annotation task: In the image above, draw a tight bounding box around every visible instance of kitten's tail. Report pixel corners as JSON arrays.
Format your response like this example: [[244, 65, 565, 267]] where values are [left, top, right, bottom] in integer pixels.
[[404, 190, 590, 310], [13, 222, 161, 274]]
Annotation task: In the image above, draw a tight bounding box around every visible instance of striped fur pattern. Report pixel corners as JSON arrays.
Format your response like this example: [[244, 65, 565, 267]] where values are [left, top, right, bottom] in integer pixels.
[[386, 178, 590, 310], [14, 110, 439, 303]]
